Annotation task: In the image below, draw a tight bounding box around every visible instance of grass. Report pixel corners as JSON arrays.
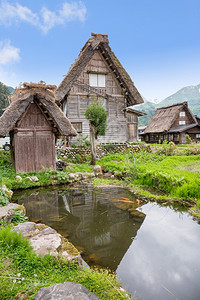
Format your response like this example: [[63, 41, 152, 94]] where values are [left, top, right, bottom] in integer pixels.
[[67, 163, 93, 173], [97, 151, 200, 208], [0, 226, 130, 300], [0, 151, 93, 192], [93, 178, 122, 186], [135, 155, 200, 201], [1, 148, 200, 210]]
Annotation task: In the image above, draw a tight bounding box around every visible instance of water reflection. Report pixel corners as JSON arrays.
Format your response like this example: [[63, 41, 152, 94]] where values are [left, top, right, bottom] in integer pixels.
[[13, 185, 146, 270], [13, 186, 200, 300], [117, 203, 200, 300]]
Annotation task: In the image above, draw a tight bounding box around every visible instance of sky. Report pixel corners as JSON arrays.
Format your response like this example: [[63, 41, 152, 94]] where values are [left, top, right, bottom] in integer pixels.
[[0, 0, 200, 101]]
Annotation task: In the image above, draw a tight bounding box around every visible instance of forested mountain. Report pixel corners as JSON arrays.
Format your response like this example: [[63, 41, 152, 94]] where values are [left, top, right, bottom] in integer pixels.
[[0, 82, 13, 116], [1, 81, 200, 127], [137, 84, 200, 126]]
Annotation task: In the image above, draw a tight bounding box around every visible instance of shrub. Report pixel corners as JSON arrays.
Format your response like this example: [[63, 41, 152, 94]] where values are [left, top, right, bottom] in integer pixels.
[[10, 209, 28, 225], [0, 189, 9, 206], [185, 134, 192, 144]]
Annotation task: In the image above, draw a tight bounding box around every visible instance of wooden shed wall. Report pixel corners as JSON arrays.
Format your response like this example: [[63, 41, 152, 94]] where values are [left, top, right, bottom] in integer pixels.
[[13, 102, 56, 173]]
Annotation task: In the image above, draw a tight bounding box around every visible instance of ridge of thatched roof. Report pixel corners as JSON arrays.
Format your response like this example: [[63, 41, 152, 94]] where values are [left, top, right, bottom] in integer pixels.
[[0, 83, 77, 137], [144, 101, 197, 134], [56, 33, 143, 106]]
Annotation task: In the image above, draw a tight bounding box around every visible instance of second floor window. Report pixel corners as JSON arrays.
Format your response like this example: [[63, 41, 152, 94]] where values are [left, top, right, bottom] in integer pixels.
[[179, 120, 186, 125], [89, 73, 105, 87], [179, 111, 185, 117]]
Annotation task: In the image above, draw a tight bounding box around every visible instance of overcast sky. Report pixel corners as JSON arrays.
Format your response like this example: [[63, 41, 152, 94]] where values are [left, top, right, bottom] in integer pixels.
[[0, 0, 200, 101]]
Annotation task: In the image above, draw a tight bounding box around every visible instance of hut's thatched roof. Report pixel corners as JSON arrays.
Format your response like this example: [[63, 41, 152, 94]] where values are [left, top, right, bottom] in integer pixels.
[[144, 102, 197, 134], [0, 83, 77, 137], [56, 33, 143, 106]]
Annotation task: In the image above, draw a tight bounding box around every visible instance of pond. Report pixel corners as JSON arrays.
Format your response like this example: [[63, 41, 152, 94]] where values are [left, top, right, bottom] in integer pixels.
[[13, 185, 200, 300]]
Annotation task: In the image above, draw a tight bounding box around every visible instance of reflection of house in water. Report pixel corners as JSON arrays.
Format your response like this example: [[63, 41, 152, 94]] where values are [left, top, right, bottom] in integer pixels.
[[14, 186, 146, 271]]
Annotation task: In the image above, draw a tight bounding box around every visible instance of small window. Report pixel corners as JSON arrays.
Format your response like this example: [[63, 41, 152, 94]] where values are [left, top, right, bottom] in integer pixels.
[[71, 122, 82, 133], [196, 134, 200, 138], [89, 74, 105, 87], [180, 111, 185, 117], [179, 120, 186, 125]]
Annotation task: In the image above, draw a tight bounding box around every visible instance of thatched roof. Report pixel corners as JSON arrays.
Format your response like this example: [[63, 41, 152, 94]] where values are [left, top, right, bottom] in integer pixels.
[[144, 102, 197, 134], [0, 83, 77, 137], [56, 33, 143, 106]]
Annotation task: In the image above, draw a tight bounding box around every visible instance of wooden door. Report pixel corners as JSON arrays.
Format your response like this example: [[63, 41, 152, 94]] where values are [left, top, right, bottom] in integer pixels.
[[35, 130, 56, 172], [14, 102, 56, 173], [14, 131, 35, 173], [128, 123, 137, 142], [181, 133, 186, 144]]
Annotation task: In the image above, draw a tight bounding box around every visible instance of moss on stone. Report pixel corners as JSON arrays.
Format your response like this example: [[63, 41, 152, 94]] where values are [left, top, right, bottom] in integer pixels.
[[34, 224, 48, 231], [59, 237, 80, 257]]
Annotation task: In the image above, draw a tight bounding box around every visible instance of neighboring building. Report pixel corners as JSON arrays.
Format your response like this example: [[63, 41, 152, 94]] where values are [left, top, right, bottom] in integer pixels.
[[56, 33, 144, 143], [138, 126, 147, 141], [0, 83, 76, 173], [143, 101, 200, 144]]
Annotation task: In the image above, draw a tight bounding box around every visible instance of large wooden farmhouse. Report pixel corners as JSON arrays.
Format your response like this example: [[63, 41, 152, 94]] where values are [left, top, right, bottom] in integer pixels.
[[56, 33, 144, 143], [143, 101, 200, 144], [0, 83, 76, 173]]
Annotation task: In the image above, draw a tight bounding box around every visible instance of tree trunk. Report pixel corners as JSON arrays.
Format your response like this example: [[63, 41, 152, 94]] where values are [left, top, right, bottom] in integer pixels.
[[89, 122, 96, 165]]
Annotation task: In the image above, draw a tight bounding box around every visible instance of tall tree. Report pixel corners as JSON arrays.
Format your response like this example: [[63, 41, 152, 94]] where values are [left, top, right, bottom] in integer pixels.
[[85, 98, 107, 165], [0, 82, 11, 116]]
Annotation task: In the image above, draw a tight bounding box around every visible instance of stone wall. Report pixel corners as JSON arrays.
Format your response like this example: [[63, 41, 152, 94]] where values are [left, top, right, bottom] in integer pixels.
[[57, 143, 151, 163]]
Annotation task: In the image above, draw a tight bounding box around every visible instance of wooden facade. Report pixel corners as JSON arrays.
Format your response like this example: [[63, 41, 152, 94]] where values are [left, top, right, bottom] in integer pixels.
[[0, 83, 76, 173], [143, 102, 200, 144], [13, 102, 56, 173], [56, 33, 144, 144]]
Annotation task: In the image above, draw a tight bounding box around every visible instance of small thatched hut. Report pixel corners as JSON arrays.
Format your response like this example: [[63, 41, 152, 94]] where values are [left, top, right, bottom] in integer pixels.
[[0, 83, 77, 173], [143, 101, 200, 144]]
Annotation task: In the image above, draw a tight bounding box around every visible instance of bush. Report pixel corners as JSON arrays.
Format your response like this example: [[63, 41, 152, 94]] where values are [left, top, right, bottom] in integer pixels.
[[0, 189, 9, 206]]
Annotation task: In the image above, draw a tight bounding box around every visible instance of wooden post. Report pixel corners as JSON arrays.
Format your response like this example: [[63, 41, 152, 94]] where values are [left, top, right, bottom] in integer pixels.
[[89, 121, 96, 165]]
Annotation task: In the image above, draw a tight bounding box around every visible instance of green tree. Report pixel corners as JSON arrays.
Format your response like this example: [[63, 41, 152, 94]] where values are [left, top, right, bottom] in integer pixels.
[[85, 98, 107, 165], [0, 82, 11, 116]]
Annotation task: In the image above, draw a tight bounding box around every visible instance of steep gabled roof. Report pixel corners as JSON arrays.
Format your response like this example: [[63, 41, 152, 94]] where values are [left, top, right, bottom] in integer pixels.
[[0, 83, 77, 137], [56, 33, 143, 106], [144, 102, 197, 134]]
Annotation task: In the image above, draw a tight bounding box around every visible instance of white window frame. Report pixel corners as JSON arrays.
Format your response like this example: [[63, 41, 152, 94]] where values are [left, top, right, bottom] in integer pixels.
[[89, 73, 106, 87], [196, 133, 200, 138], [179, 111, 185, 117], [179, 120, 186, 125]]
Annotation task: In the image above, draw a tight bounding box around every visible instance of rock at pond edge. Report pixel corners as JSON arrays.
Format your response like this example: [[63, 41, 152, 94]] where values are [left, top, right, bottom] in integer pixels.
[[35, 281, 100, 300]]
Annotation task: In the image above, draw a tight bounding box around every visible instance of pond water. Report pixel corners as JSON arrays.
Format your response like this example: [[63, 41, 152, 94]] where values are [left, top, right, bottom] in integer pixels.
[[13, 185, 200, 300]]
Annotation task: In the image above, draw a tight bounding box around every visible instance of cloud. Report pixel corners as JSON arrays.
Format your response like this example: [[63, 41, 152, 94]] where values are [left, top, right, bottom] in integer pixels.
[[0, 1, 87, 33], [0, 1, 39, 26], [0, 40, 20, 64]]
